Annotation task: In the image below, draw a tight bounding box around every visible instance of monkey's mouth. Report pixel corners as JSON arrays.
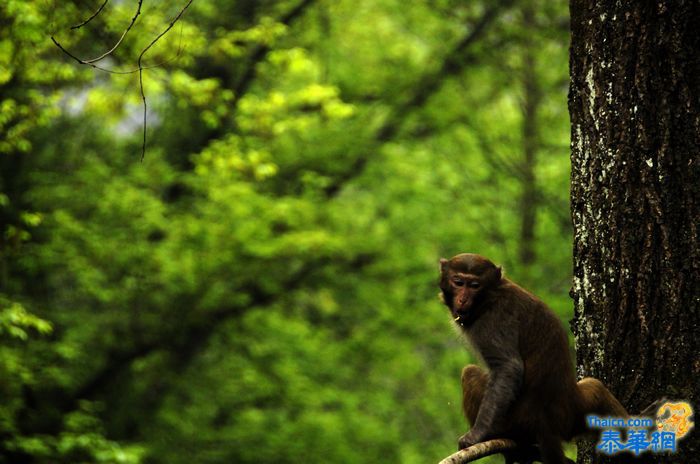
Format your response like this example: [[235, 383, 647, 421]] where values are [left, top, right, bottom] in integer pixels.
[[451, 309, 468, 325]]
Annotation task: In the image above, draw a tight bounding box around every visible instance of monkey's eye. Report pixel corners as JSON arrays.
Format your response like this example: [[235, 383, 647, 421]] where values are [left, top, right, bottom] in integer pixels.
[[468, 282, 481, 289], [452, 278, 465, 287]]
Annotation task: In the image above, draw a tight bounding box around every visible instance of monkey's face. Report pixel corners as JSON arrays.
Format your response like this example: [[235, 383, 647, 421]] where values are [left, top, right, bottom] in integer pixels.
[[439, 254, 502, 323], [441, 269, 483, 317]]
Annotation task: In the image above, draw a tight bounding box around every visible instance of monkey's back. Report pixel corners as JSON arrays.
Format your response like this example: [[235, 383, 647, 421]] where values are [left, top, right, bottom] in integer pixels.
[[501, 280, 580, 438]]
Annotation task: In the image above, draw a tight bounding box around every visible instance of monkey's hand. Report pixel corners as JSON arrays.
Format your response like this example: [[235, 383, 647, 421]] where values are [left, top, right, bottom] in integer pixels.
[[457, 430, 486, 450]]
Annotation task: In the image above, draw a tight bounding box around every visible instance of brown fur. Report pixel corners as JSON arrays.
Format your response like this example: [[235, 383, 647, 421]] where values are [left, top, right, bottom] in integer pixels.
[[440, 254, 627, 464]]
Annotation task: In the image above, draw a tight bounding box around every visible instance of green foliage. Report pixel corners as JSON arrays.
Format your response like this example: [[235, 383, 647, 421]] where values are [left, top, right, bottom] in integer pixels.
[[1, 0, 571, 463], [0, 298, 52, 340]]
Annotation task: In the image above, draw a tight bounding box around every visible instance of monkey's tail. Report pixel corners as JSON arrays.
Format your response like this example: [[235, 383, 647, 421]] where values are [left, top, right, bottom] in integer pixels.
[[575, 377, 628, 417], [571, 377, 628, 438]]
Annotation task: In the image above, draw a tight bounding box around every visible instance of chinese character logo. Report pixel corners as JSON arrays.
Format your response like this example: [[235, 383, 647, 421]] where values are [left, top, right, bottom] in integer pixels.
[[596, 430, 624, 454], [589, 400, 694, 456]]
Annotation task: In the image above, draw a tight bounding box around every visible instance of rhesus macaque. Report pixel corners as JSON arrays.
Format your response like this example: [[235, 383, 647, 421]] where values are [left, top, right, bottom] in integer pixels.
[[439, 253, 627, 464]]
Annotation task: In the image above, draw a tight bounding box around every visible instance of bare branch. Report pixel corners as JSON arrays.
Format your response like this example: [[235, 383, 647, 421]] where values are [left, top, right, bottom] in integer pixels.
[[53, 0, 143, 64], [53, 0, 193, 159], [47, 42, 185, 74], [71, 0, 110, 30], [57, 26, 186, 76], [137, 0, 194, 160], [82, 0, 142, 63], [437, 439, 517, 464]]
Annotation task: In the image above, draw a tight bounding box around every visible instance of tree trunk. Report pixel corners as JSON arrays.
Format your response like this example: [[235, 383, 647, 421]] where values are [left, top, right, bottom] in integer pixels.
[[569, 1, 699, 463]]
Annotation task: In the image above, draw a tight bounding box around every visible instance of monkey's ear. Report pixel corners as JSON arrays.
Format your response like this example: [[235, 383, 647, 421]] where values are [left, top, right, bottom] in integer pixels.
[[439, 258, 448, 273]]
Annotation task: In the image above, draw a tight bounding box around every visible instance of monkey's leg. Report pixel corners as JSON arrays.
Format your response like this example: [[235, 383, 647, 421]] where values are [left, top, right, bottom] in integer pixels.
[[503, 443, 541, 464], [461, 364, 488, 426], [505, 448, 574, 464], [535, 426, 569, 464], [462, 365, 543, 464], [577, 377, 627, 417]]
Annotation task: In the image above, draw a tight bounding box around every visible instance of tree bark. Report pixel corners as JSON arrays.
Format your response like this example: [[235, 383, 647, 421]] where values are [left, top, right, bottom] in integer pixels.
[[569, 1, 699, 463]]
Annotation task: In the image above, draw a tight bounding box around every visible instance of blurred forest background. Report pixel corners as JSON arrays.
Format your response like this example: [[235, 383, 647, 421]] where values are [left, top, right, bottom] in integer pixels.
[[0, 0, 573, 463]]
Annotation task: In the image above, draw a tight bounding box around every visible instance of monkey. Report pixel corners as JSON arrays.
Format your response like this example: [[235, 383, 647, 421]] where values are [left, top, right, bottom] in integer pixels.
[[439, 253, 628, 464]]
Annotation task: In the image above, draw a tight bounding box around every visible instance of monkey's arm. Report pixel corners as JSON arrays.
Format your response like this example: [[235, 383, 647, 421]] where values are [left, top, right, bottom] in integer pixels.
[[459, 313, 523, 449], [459, 356, 524, 448]]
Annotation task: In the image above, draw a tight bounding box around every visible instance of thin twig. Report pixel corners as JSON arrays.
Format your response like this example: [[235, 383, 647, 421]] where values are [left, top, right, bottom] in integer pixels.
[[52, 0, 192, 159], [53, 0, 143, 64], [137, 0, 194, 160], [52, 24, 186, 75], [71, 0, 110, 29], [50, 37, 184, 75], [83, 0, 142, 63]]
